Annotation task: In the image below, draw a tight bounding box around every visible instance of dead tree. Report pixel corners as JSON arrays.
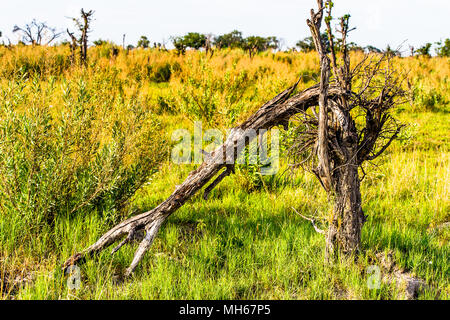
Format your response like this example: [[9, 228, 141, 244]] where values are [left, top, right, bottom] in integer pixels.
[[289, 0, 405, 257], [13, 19, 61, 45], [63, 0, 404, 275], [66, 29, 78, 64], [67, 9, 94, 65], [205, 33, 214, 58]]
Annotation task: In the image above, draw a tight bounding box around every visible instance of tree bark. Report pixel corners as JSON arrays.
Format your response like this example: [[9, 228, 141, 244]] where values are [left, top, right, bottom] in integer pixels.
[[307, 0, 366, 259], [325, 158, 365, 258]]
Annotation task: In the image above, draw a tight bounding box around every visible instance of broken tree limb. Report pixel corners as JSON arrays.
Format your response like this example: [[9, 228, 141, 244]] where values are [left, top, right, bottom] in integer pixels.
[[292, 207, 325, 235], [203, 164, 235, 200], [125, 217, 164, 276], [307, 0, 333, 193], [62, 82, 344, 274]]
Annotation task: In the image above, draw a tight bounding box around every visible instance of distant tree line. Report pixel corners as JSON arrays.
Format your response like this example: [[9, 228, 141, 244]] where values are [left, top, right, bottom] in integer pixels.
[[167, 30, 281, 58], [1, 15, 449, 59], [413, 39, 450, 57]]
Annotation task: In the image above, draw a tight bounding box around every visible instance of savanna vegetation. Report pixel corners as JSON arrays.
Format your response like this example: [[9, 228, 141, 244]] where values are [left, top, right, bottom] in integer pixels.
[[0, 21, 448, 299]]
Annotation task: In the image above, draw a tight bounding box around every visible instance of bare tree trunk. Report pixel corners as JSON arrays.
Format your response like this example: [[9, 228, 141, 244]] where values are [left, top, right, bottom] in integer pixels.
[[307, 0, 367, 259], [80, 29, 87, 65], [67, 29, 78, 64], [79, 9, 93, 65], [326, 156, 365, 258]]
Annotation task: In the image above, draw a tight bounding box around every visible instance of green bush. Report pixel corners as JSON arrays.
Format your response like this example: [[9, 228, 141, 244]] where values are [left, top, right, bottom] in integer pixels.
[[91, 41, 121, 59], [412, 83, 448, 111], [155, 95, 176, 114], [0, 75, 167, 246], [436, 38, 450, 57], [151, 63, 172, 83], [150, 62, 181, 83]]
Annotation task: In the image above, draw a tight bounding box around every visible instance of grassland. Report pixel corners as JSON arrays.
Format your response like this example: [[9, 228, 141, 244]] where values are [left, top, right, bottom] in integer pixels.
[[0, 44, 448, 299]]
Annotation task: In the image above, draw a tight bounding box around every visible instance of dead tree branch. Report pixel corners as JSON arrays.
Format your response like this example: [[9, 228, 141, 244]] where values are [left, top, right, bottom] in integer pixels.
[[13, 19, 61, 45], [67, 9, 94, 65], [292, 207, 325, 235]]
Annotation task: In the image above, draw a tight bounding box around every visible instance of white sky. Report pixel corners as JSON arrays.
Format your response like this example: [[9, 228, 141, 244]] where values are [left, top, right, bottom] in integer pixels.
[[1, 0, 449, 52]]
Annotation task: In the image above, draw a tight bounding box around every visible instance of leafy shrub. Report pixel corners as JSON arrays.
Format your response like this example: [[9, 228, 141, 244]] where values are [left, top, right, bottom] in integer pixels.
[[92, 41, 121, 59], [435, 38, 450, 57], [412, 83, 448, 111], [416, 43, 432, 57], [155, 94, 176, 114], [150, 63, 173, 83], [0, 75, 167, 244], [173, 59, 256, 126]]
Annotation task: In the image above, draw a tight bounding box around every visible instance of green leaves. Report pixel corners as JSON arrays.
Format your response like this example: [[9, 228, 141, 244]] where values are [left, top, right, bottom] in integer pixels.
[[137, 35, 150, 49], [415, 43, 432, 57], [435, 39, 450, 57], [0, 74, 167, 237]]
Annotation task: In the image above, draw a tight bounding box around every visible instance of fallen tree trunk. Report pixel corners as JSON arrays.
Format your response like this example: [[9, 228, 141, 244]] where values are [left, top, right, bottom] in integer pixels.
[[63, 81, 343, 276]]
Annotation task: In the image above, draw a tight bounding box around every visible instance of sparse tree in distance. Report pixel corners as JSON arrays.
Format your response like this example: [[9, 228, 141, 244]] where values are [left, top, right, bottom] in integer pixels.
[[68, 9, 94, 65], [182, 32, 206, 49], [214, 30, 244, 49], [364, 45, 381, 54], [244, 36, 268, 58], [93, 39, 107, 46], [243, 36, 279, 58], [347, 42, 364, 52], [137, 35, 150, 48], [384, 45, 401, 57], [13, 19, 61, 45], [435, 38, 450, 57], [171, 36, 186, 55], [171, 32, 208, 55], [265, 36, 280, 51], [416, 43, 432, 57]]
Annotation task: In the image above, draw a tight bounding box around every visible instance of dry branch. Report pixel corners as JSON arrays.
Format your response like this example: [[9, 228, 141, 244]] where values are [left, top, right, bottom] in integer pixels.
[[292, 207, 325, 235]]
